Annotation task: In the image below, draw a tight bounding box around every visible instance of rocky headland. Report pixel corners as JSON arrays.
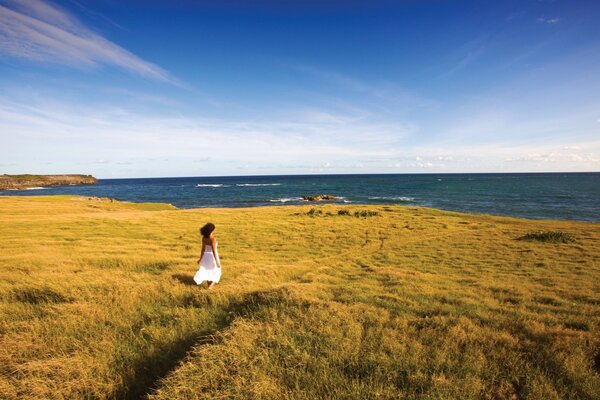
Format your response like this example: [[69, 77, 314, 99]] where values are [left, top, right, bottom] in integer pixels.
[[0, 174, 97, 190], [302, 194, 338, 201]]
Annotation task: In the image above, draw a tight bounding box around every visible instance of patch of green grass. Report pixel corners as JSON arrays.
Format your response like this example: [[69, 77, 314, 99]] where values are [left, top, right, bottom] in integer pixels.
[[564, 321, 589, 331], [94, 257, 128, 269], [2, 174, 45, 181], [306, 208, 323, 216], [518, 230, 576, 243], [308, 208, 379, 218], [129, 202, 177, 211], [135, 261, 171, 274], [353, 210, 379, 218]]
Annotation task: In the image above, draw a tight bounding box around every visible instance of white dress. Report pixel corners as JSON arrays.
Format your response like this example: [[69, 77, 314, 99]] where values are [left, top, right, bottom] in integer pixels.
[[193, 242, 221, 285]]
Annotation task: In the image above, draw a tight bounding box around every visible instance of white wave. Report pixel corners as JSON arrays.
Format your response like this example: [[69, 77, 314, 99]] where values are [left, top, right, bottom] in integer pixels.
[[196, 184, 227, 188], [269, 197, 303, 203], [2, 186, 46, 191], [236, 183, 281, 187], [368, 196, 415, 202]]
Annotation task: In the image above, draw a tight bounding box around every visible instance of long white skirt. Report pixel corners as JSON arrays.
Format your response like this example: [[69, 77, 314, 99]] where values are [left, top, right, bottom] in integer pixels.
[[193, 252, 221, 284]]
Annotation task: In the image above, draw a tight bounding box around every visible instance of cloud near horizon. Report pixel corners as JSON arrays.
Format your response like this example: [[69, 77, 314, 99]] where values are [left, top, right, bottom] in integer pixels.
[[0, 0, 178, 84], [1, 94, 598, 177]]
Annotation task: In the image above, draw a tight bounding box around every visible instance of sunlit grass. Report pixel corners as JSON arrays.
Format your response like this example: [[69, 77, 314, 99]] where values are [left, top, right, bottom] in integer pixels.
[[0, 195, 598, 399]]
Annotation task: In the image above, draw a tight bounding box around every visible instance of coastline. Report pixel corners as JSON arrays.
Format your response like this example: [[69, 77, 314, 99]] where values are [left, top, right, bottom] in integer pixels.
[[1, 173, 597, 222], [1, 194, 597, 225]]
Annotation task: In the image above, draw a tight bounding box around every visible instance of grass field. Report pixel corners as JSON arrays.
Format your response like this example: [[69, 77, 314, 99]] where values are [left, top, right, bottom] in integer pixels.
[[0, 195, 598, 399]]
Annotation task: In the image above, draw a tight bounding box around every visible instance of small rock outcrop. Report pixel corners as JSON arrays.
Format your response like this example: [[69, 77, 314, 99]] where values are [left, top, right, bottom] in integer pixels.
[[302, 194, 338, 201], [0, 174, 98, 190]]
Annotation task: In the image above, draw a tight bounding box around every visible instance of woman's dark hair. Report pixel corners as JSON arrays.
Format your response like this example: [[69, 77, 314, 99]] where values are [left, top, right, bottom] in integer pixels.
[[200, 223, 215, 238]]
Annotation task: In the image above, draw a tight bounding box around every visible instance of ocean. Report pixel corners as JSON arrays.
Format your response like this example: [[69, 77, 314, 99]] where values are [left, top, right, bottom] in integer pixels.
[[1, 173, 598, 222]]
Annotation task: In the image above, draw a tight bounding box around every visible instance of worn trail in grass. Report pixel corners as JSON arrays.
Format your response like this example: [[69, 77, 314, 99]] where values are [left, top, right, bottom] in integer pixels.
[[0, 196, 599, 399]]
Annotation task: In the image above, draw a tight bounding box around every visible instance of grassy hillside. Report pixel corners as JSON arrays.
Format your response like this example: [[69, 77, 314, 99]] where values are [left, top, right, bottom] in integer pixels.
[[0, 196, 598, 399]]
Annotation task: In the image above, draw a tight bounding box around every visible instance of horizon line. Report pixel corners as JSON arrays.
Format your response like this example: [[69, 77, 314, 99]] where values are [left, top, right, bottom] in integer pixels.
[[93, 171, 600, 180]]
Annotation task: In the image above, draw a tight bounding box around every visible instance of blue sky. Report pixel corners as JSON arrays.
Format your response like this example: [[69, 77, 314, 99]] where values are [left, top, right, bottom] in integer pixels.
[[0, 0, 599, 178]]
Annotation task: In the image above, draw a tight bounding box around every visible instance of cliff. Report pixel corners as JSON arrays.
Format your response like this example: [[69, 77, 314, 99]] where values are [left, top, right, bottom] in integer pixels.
[[0, 174, 97, 190]]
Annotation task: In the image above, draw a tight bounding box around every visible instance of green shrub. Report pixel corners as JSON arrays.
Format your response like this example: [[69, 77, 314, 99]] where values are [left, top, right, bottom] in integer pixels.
[[354, 210, 379, 218], [517, 231, 575, 243]]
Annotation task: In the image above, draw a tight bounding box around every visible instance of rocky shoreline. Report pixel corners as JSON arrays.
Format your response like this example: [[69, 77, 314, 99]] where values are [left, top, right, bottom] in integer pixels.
[[302, 194, 338, 201], [0, 174, 97, 190]]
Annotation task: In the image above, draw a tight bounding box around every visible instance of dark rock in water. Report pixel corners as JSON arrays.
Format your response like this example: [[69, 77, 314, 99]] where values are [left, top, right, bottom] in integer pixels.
[[302, 194, 338, 201], [0, 174, 97, 190]]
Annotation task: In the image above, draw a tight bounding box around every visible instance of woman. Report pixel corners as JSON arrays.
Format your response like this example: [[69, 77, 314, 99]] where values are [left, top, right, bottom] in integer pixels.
[[193, 223, 222, 289]]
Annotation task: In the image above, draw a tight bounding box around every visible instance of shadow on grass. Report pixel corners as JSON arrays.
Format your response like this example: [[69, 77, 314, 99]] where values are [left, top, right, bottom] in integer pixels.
[[118, 287, 294, 400], [171, 273, 196, 286], [11, 286, 72, 304], [117, 315, 230, 400]]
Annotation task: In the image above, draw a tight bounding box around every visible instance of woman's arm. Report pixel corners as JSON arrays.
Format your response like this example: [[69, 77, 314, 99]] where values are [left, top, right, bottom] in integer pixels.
[[211, 238, 221, 268], [197, 241, 205, 264]]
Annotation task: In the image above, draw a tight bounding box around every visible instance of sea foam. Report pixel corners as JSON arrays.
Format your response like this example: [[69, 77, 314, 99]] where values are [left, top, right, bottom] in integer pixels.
[[196, 184, 227, 188], [269, 197, 303, 203], [237, 183, 281, 187], [368, 196, 415, 202]]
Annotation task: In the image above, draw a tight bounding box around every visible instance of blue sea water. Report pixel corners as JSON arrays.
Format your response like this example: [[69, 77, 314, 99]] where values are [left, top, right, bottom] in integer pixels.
[[1, 173, 598, 222]]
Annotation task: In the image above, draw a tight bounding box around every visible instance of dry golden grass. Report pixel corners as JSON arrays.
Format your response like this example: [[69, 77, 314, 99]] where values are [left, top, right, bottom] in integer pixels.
[[0, 195, 598, 399]]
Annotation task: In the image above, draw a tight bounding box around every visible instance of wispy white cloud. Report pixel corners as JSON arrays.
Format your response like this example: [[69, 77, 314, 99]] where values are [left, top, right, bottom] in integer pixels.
[[435, 35, 491, 78], [0, 0, 179, 84], [505, 151, 599, 164], [0, 96, 413, 166], [440, 47, 487, 78], [101, 88, 182, 107], [292, 63, 435, 111], [387, 161, 441, 169], [504, 153, 555, 162], [537, 17, 560, 25]]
